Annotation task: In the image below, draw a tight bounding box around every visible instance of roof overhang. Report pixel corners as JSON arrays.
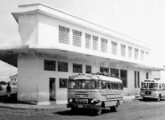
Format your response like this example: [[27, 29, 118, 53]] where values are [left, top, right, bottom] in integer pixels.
[[0, 47, 163, 71]]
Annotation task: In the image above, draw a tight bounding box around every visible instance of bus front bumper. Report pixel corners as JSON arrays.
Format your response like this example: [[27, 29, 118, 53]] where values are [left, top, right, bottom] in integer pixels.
[[67, 103, 101, 109]]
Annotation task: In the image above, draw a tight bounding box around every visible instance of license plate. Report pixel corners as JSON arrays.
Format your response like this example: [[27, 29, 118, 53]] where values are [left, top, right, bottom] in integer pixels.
[[78, 105, 83, 108]]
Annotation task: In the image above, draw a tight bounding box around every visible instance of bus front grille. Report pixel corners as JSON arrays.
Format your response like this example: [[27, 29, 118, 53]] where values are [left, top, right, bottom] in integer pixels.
[[75, 99, 88, 104]]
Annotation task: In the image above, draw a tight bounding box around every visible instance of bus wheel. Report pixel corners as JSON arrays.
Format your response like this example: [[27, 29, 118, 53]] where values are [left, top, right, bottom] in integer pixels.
[[71, 107, 78, 113], [90, 109, 102, 116], [111, 105, 117, 112], [95, 109, 102, 115], [143, 97, 146, 101]]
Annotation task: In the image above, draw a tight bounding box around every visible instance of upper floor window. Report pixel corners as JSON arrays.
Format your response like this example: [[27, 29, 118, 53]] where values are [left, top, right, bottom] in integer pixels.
[[73, 63, 82, 73], [86, 65, 92, 73], [141, 50, 144, 60], [44, 60, 56, 71], [101, 38, 107, 52], [111, 41, 117, 55], [85, 33, 91, 49], [121, 44, 126, 57], [72, 30, 82, 47], [59, 26, 70, 44], [58, 61, 68, 72], [134, 48, 139, 59], [93, 36, 98, 50], [128, 46, 132, 58]]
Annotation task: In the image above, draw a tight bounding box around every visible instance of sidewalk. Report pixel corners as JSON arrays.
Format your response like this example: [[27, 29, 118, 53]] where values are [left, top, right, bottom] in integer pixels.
[[0, 102, 66, 109]]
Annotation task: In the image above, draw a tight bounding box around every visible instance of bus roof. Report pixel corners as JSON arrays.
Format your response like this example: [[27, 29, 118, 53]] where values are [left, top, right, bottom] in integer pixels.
[[70, 74, 122, 83], [143, 79, 163, 83]]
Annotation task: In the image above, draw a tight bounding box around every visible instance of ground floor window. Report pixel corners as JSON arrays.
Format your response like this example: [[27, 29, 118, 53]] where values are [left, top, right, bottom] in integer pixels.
[[73, 63, 82, 73], [58, 61, 68, 72], [100, 67, 109, 74], [110, 68, 119, 78], [134, 71, 140, 88], [86, 65, 92, 73], [146, 72, 149, 79], [120, 69, 127, 88], [44, 60, 56, 71], [59, 78, 68, 88]]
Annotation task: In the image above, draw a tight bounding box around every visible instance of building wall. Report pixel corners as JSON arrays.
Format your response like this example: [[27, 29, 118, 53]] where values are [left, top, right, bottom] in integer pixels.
[[15, 4, 156, 105], [17, 53, 150, 104]]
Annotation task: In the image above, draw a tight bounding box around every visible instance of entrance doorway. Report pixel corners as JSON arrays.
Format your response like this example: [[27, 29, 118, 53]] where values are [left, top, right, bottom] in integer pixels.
[[49, 78, 56, 101]]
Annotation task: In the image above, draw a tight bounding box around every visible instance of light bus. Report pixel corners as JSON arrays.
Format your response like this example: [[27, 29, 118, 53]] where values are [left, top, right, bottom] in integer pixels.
[[67, 73, 123, 115], [140, 79, 165, 101]]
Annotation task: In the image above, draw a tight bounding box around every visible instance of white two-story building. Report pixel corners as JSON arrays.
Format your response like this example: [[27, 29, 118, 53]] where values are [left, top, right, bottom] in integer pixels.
[[0, 4, 163, 105]]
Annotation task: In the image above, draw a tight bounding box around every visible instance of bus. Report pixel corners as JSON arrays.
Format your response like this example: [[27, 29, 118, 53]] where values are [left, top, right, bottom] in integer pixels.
[[67, 73, 123, 115], [140, 79, 165, 101]]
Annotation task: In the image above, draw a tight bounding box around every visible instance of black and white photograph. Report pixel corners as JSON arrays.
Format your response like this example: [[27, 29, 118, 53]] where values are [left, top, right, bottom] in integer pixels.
[[0, 0, 165, 120]]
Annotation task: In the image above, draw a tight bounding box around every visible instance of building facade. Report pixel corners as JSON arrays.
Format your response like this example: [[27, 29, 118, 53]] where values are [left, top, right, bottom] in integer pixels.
[[0, 4, 163, 105]]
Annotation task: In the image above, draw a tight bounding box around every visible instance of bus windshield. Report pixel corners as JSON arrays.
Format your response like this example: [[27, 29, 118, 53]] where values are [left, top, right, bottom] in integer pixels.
[[141, 82, 158, 89], [69, 79, 99, 89]]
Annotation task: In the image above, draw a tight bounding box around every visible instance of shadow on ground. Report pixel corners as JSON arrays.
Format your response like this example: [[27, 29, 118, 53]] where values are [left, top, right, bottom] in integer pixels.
[[55, 108, 117, 116]]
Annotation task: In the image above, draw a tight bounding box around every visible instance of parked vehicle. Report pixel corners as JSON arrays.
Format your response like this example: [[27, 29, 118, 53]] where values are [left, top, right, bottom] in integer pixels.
[[67, 73, 123, 115], [140, 79, 165, 101]]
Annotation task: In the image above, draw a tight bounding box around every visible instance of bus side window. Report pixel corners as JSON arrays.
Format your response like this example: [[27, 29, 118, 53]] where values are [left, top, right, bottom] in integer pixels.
[[108, 83, 111, 89], [114, 83, 117, 89], [101, 82, 106, 89]]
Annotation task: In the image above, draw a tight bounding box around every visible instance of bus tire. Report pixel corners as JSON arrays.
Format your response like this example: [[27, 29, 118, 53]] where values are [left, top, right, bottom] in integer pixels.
[[90, 109, 102, 116], [111, 105, 117, 112], [143, 97, 146, 101], [95, 108, 102, 115], [71, 107, 78, 113]]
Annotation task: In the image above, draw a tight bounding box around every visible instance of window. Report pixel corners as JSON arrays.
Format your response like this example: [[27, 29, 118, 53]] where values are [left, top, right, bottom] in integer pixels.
[[134, 71, 140, 88], [146, 72, 149, 79], [111, 41, 117, 55], [128, 46, 132, 58], [121, 44, 126, 57], [59, 78, 68, 88], [101, 38, 107, 52], [72, 30, 82, 47], [100, 67, 109, 74], [134, 48, 139, 59], [86, 65, 92, 73], [85, 33, 91, 49], [93, 36, 98, 50], [59, 25, 70, 44], [120, 69, 127, 88], [141, 50, 144, 60], [58, 61, 68, 72], [110, 68, 119, 78], [44, 60, 56, 71], [73, 63, 82, 73]]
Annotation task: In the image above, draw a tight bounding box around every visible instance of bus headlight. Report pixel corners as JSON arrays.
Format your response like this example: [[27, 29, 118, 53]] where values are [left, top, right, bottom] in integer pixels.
[[91, 99, 100, 104], [69, 99, 73, 103]]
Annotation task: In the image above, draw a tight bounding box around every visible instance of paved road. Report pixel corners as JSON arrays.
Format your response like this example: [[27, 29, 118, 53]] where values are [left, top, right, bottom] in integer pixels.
[[1, 100, 165, 120]]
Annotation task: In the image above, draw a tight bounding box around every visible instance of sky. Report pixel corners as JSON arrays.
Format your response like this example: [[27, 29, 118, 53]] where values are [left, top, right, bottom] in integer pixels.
[[0, 0, 165, 66]]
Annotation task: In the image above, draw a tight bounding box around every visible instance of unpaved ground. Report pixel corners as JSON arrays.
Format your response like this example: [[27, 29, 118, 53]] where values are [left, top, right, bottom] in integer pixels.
[[1, 100, 165, 120]]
